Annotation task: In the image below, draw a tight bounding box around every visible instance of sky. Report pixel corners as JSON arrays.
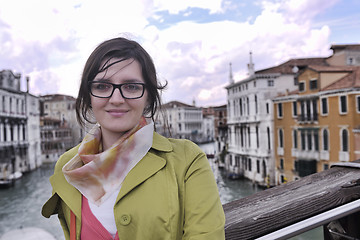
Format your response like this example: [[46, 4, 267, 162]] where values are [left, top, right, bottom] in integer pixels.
[[0, 0, 359, 107]]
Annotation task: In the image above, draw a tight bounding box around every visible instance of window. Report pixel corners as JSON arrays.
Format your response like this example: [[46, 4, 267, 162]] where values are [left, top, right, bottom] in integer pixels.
[[321, 98, 328, 115], [347, 57, 354, 65], [301, 131, 306, 150], [323, 129, 329, 151], [307, 131, 312, 150], [267, 127, 271, 150], [255, 95, 258, 114], [268, 79, 274, 87], [239, 99, 243, 116], [266, 103, 269, 114], [257, 160, 260, 173], [293, 129, 298, 148], [277, 103, 283, 118], [280, 158, 284, 170], [256, 126, 259, 148], [340, 95, 347, 114], [279, 129, 284, 148], [248, 158, 252, 171], [299, 81, 305, 92], [247, 97, 250, 115], [324, 164, 329, 171], [292, 101, 297, 117], [341, 129, 348, 152], [357, 96, 360, 113], [309, 79, 318, 90], [314, 131, 319, 151]]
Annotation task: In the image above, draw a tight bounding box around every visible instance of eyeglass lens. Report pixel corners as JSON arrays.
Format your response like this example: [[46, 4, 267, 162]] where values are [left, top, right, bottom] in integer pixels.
[[90, 82, 144, 99]]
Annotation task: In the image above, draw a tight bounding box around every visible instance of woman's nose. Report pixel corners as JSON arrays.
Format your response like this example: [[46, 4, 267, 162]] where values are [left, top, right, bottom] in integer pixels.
[[109, 88, 125, 103]]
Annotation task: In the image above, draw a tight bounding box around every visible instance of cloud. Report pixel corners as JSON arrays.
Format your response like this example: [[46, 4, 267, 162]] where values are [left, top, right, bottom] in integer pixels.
[[0, 0, 349, 106], [153, 0, 223, 14]]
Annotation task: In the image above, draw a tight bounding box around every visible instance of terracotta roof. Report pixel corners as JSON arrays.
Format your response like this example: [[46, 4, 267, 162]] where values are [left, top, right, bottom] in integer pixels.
[[322, 66, 360, 91], [307, 65, 355, 72], [255, 58, 328, 75], [330, 44, 360, 52]]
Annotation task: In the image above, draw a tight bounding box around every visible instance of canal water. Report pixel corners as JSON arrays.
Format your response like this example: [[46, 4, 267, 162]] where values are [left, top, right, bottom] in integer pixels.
[[0, 142, 322, 239]]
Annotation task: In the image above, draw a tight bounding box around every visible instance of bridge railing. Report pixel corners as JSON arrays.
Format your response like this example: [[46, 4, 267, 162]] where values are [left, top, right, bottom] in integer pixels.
[[223, 160, 360, 240]]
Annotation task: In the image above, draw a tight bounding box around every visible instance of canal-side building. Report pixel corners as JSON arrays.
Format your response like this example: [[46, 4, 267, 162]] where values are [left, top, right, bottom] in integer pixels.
[[155, 101, 204, 142], [273, 65, 360, 184], [25, 79, 42, 170], [224, 55, 324, 185], [0, 70, 41, 183], [40, 117, 73, 162], [39, 94, 83, 162], [40, 94, 83, 147], [225, 44, 360, 186], [203, 105, 228, 160]]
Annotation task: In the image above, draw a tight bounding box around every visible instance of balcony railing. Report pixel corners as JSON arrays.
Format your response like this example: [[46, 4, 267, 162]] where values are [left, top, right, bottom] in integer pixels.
[[298, 113, 318, 123]]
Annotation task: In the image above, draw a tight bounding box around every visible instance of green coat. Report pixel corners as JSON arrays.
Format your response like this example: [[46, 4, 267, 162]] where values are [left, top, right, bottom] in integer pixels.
[[42, 132, 225, 240]]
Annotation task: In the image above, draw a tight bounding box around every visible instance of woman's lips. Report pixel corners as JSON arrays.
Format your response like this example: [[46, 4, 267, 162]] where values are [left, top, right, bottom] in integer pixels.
[[106, 109, 128, 117]]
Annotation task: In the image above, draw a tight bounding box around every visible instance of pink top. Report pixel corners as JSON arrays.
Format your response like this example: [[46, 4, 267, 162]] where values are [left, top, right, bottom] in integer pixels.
[[81, 196, 119, 240]]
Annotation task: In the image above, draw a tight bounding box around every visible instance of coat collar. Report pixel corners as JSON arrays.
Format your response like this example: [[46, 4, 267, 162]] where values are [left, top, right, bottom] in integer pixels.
[[49, 131, 172, 217], [151, 131, 173, 152]]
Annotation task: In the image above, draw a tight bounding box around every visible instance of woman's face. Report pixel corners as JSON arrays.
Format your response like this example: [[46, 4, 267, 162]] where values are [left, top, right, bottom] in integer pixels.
[[90, 58, 148, 138]]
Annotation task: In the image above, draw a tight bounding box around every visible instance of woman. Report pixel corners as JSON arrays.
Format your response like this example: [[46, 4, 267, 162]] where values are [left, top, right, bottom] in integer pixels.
[[42, 37, 225, 240]]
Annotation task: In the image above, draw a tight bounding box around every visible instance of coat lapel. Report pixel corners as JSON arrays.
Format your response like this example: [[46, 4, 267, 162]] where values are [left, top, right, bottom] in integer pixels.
[[50, 170, 82, 218], [115, 132, 172, 203]]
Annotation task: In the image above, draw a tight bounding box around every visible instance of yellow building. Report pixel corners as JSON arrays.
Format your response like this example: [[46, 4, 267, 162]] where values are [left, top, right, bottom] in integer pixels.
[[273, 65, 360, 184]]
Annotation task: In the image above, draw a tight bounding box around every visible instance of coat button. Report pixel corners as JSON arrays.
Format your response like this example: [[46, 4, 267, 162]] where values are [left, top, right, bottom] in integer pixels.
[[120, 214, 131, 225]]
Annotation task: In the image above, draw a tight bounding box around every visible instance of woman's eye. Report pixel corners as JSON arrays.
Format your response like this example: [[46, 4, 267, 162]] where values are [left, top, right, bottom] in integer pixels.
[[124, 84, 141, 91], [94, 83, 111, 90]]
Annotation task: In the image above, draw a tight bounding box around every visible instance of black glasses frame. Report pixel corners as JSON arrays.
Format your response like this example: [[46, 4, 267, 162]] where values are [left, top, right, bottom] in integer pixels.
[[88, 81, 146, 99]]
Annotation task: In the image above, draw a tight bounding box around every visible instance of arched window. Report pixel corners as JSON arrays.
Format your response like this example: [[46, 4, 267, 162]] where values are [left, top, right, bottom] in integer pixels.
[[341, 129, 348, 152], [323, 129, 329, 151]]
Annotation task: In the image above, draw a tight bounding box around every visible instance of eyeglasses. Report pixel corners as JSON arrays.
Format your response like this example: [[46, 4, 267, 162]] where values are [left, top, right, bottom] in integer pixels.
[[88, 81, 146, 99]]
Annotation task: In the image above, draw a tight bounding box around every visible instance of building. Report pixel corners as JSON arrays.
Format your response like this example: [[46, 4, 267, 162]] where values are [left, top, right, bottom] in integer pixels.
[[225, 44, 360, 186], [273, 65, 360, 184], [0, 70, 41, 184], [25, 79, 42, 170], [40, 117, 73, 162], [156, 101, 204, 142], [40, 94, 83, 145], [39, 94, 83, 162], [203, 105, 228, 161]]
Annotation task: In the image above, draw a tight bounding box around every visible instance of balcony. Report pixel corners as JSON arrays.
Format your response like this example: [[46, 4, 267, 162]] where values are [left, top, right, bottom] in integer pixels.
[[297, 113, 318, 123]]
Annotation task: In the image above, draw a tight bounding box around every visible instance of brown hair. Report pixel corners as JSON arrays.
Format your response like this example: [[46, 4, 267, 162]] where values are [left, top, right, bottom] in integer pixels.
[[75, 37, 166, 127]]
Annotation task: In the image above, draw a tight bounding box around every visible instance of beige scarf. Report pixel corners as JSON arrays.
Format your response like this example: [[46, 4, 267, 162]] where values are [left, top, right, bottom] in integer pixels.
[[62, 117, 153, 206]]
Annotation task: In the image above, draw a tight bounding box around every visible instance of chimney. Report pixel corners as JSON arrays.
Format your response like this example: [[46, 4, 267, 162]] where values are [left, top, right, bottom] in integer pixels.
[[26, 76, 30, 93]]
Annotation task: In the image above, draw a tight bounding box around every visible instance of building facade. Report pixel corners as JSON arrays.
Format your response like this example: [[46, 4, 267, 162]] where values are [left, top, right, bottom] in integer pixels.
[[156, 101, 204, 142], [273, 65, 360, 184], [40, 117, 73, 162], [225, 44, 360, 186], [39, 94, 83, 162], [0, 70, 41, 183]]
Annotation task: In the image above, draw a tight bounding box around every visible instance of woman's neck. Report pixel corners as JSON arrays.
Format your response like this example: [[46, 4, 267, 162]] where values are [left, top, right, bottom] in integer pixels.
[[100, 129, 125, 151]]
